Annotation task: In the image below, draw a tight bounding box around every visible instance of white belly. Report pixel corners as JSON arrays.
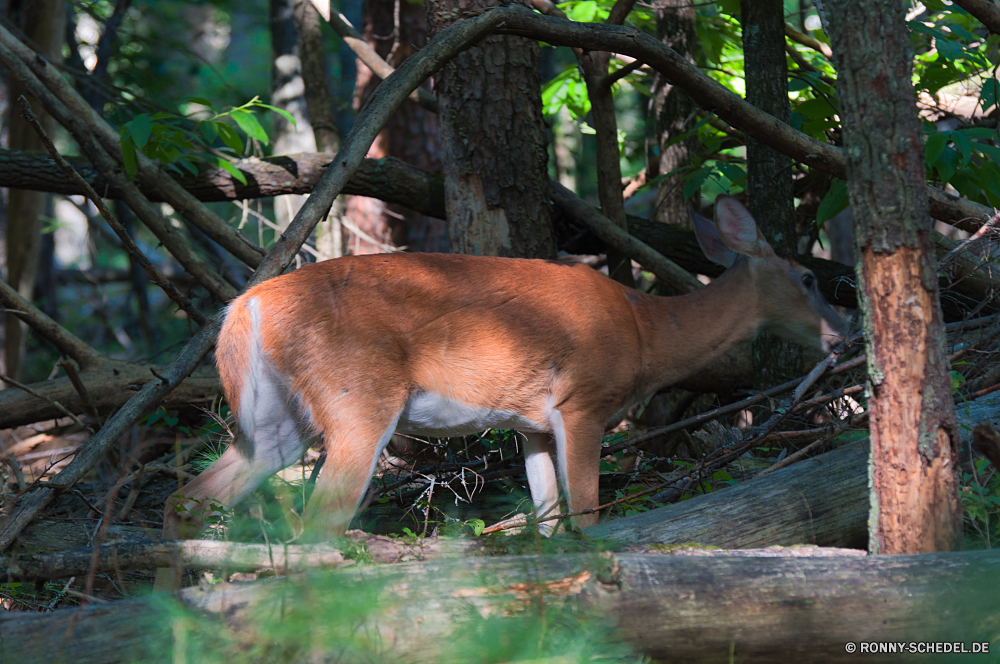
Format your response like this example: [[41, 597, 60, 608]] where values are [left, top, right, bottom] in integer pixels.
[[397, 391, 545, 437]]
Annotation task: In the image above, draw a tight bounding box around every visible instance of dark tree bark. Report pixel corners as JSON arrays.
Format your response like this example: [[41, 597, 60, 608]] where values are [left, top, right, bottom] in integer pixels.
[[647, 0, 698, 230], [427, 0, 555, 259], [741, 0, 809, 389], [4, 0, 64, 380], [826, 0, 961, 554]]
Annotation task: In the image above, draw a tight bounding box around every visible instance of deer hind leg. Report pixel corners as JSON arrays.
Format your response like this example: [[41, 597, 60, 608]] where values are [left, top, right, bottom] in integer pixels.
[[548, 408, 605, 529], [156, 377, 309, 590], [301, 400, 406, 541], [522, 432, 560, 535]]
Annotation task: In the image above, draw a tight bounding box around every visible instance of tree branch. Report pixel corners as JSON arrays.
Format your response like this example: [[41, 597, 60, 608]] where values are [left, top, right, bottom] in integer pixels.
[[489, 5, 995, 231], [952, 0, 1000, 35], [0, 278, 102, 368], [312, 0, 439, 113], [0, 40, 238, 302], [17, 98, 207, 325], [550, 181, 701, 292], [0, 23, 264, 269]]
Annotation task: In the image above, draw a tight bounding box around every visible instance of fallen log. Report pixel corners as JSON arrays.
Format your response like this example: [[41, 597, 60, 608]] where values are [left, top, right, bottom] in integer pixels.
[[0, 362, 220, 430], [2, 550, 997, 663], [585, 441, 869, 548], [2, 532, 481, 580]]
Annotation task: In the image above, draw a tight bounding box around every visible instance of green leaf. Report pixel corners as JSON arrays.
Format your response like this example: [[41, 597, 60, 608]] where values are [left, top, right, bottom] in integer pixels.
[[120, 136, 138, 179], [815, 178, 848, 225], [950, 370, 966, 391], [924, 131, 949, 166], [716, 161, 746, 185], [467, 518, 485, 537], [980, 79, 999, 111], [256, 103, 297, 127], [128, 114, 153, 150], [199, 121, 219, 143], [956, 127, 998, 140], [217, 158, 247, 185], [216, 122, 243, 154], [683, 167, 713, 200], [231, 110, 269, 145], [951, 130, 972, 166], [185, 97, 214, 108]]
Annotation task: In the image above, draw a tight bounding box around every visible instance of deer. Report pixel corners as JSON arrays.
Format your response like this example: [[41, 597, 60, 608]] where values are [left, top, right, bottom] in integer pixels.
[[155, 196, 847, 589]]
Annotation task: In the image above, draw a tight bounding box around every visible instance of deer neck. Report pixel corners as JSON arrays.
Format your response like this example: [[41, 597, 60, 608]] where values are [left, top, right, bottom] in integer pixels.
[[636, 263, 762, 393]]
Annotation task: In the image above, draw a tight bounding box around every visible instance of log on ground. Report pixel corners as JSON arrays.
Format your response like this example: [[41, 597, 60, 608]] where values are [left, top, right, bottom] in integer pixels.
[[585, 441, 869, 548], [2, 550, 997, 663]]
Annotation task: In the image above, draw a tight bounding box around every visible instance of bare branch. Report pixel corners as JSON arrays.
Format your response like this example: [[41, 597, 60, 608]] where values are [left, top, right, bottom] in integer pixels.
[[0, 278, 102, 367], [0, 374, 91, 432], [0, 40, 238, 302], [17, 97, 208, 324], [0, 24, 264, 268], [550, 181, 701, 292]]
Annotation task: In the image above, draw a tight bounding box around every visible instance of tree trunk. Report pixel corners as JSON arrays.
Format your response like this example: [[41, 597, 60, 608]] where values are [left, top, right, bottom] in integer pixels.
[[271, 0, 317, 230], [3, 549, 997, 663], [647, 0, 698, 231], [741, 0, 808, 391], [826, 0, 961, 553], [427, 0, 555, 259], [4, 0, 64, 381], [349, 0, 445, 255]]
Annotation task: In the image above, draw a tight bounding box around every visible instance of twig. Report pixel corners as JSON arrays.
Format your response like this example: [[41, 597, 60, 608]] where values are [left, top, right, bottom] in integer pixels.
[[0, 374, 92, 432], [3, 455, 26, 492], [754, 411, 870, 478], [58, 360, 102, 427], [602, 353, 866, 456]]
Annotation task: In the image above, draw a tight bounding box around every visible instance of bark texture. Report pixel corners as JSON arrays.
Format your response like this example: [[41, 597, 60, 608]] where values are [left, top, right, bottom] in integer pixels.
[[647, 0, 698, 229], [4, 0, 64, 380], [742, 0, 806, 389], [427, 0, 555, 258], [826, 0, 961, 554]]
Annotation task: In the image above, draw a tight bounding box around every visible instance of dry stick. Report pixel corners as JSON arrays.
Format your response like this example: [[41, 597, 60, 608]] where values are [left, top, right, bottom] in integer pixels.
[[0, 8, 520, 554], [601, 353, 867, 456], [754, 411, 870, 478], [0, 41, 237, 303], [17, 98, 208, 325], [0, 25, 264, 268], [550, 181, 701, 292], [0, 374, 91, 433], [57, 360, 102, 426]]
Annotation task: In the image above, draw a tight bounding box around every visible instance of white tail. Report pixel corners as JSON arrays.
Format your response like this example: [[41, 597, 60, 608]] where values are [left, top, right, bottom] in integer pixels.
[[156, 196, 846, 585]]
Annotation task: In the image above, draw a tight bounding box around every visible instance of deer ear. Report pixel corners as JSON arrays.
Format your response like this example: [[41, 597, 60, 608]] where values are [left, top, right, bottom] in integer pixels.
[[713, 196, 774, 259], [691, 206, 736, 267]]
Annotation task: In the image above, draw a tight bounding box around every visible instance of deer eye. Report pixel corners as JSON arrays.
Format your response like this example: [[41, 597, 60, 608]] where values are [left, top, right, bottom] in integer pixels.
[[801, 273, 816, 289]]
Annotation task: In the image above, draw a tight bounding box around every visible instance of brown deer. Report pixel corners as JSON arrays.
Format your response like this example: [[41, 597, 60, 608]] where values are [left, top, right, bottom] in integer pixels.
[[156, 196, 846, 588]]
